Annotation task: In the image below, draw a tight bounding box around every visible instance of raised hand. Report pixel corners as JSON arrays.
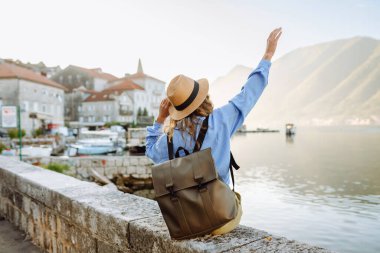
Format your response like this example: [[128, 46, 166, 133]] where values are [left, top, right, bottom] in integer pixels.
[[156, 98, 171, 123], [263, 28, 282, 61]]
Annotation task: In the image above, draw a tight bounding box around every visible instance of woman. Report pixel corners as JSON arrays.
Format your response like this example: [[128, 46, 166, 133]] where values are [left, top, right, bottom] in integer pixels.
[[146, 28, 282, 235]]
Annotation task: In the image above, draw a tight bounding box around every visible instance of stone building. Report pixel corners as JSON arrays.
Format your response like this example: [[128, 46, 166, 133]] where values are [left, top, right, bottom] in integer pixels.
[[3, 59, 62, 78], [51, 65, 118, 122], [80, 60, 166, 125], [0, 61, 66, 135]]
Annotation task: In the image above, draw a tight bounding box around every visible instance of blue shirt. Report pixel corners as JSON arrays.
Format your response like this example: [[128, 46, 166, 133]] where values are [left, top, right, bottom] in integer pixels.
[[145, 59, 271, 185]]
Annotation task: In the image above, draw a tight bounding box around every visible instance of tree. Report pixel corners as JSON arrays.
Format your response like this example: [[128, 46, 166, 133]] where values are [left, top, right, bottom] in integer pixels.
[[137, 107, 142, 116], [143, 108, 148, 116]]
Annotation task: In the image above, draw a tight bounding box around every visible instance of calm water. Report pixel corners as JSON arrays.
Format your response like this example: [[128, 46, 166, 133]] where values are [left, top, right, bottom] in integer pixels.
[[231, 126, 380, 253]]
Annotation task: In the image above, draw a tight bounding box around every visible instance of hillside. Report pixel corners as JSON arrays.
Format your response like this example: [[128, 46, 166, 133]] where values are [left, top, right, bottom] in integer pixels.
[[210, 37, 380, 127]]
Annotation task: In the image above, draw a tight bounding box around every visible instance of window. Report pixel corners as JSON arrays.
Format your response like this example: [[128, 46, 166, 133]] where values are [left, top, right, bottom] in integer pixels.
[[41, 104, 47, 113], [79, 117, 83, 122], [33, 102, 38, 112], [22, 101, 29, 111]]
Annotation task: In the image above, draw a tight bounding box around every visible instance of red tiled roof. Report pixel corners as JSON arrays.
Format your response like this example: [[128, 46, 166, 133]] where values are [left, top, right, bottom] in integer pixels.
[[74, 88, 98, 94], [126, 72, 165, 83], [104, 79, 144, 91], [70, 65, 118, 81], [83, 90, 123, 102], [0, 62, 67, 90]]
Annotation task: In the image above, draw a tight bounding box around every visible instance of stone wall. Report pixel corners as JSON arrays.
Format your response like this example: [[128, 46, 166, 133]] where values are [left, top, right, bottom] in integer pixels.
[[0, 156, 332, 253], [23, 155, 152, 180]]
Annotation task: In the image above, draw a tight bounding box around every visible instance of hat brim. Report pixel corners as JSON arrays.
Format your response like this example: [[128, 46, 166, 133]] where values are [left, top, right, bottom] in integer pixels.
[[168, 78, 209, 120]]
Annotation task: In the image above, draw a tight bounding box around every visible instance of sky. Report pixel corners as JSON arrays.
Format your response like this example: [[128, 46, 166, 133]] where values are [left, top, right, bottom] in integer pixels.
[[1, 0, 380, 83]]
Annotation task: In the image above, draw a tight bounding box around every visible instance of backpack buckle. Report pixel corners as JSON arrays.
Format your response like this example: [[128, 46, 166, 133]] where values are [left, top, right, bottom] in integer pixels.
[[166, 183, 176, 199], [196, 178, 206, 191]]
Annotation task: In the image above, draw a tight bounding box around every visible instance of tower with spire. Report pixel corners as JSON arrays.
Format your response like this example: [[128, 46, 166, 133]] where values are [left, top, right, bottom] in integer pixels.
[[137, 58, 143, 73]]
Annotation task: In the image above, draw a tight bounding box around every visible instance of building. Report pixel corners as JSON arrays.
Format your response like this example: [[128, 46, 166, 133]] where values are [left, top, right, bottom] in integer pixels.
[[80, 59, 166, 125], [108, 59, 166, 119], [0, 61, 66, 135], [51, 65, 118, 122], [3, 59, 62, 78]]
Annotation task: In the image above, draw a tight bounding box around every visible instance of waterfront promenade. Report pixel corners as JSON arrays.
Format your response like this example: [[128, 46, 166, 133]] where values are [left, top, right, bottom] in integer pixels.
[[0, 216, 42, 253]]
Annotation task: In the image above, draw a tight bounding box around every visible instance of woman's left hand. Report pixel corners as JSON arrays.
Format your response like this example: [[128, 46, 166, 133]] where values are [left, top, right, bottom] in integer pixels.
[[156, 98, 171, 123]]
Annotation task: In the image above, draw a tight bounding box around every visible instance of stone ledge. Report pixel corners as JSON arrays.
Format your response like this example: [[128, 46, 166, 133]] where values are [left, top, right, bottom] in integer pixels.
[[0, 156, 333, 253]]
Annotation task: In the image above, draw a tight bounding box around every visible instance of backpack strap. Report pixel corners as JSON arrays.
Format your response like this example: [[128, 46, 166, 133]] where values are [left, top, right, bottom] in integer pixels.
[[166, 115, 240, 191], [229, 152, 240, 191], [167, 135, 174, 160], [193, 116, 209, 152], [167, 116, 209, 160]]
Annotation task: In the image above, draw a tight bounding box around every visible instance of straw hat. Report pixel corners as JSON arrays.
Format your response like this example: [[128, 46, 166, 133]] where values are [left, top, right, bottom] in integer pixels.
[[167, 74, 209, 120]]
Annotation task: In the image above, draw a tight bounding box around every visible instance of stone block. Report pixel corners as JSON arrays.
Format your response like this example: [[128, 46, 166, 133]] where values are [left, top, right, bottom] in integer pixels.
[[77, 168, 89, 179], [127, 166, 137, 174], [51, 235, 58, 253], [22, 195, 32, 215], [19, 211, 28, 231], [135, 166, 146, 175], [1, 185, 14, 202], [0, 197, 7, 216], [70, 227, 97, 253], [27, 216, 35, 238], [13, 191, 23, 210], [229, 235, 333, 253], [15, 169, 88, 208], [97, 239, 131, 253], [13, 208, 21, 228], [43, 230, 53, 250], [122, 158, 130, 166], [115, 158, 123, 167], [129, 157, 139, 166], [80, 159, 91, 168], [117, 166, 128, 174], [129, 217, 269, 253], [138, 157, 151, 166], [105, 167, 118, 178]]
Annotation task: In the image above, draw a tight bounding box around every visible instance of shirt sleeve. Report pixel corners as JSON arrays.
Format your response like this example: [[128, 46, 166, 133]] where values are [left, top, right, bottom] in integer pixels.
[[213, 59, 271, 136], [145, 122, 166, 163]]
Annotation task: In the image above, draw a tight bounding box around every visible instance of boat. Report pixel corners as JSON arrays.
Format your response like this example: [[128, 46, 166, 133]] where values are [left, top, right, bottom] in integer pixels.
[[67, 144, 118, 156], [21, 146, 53, 157], [237, 125, 279, 133], [2, 145, 53, 157], [66, 129, 126, 156], [285, 123, 296, 136], [127, 128, 146, 155]]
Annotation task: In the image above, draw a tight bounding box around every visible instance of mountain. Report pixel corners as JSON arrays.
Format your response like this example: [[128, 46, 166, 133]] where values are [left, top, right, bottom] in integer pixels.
[[210, 37, 380, 128]]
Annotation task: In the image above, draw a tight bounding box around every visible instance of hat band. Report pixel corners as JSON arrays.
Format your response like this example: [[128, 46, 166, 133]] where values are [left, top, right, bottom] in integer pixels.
[[174, 81, 199, 111]]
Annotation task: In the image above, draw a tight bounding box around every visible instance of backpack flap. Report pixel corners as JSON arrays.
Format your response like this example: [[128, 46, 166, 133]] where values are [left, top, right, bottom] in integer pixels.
[[152, 148, 217, 198]]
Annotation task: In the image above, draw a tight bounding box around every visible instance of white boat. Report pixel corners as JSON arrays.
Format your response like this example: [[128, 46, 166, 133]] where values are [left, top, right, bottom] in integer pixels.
[[286, 123, 296, 135], [67, 144, 118, 156], [67, 129, 126, 156]]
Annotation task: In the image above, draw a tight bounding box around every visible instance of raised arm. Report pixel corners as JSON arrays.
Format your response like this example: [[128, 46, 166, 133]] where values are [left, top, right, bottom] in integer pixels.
[[145, 99, 170, 163], [213, 28, 282, 136]]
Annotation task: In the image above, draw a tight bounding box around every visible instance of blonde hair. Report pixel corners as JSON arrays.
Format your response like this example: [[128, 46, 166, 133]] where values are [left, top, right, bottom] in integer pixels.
[[165, 95, 213, 147]]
